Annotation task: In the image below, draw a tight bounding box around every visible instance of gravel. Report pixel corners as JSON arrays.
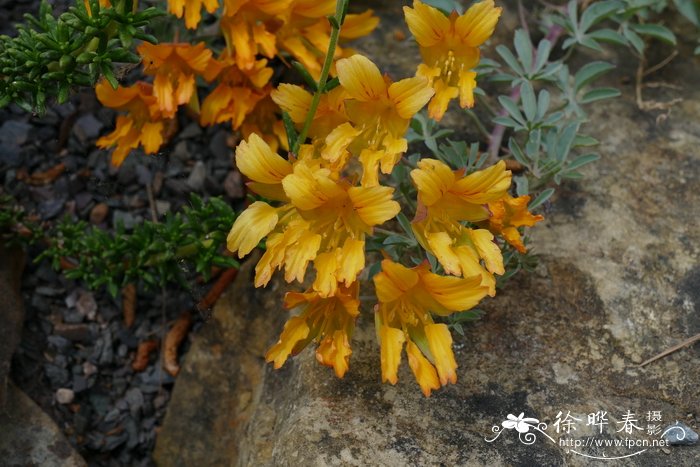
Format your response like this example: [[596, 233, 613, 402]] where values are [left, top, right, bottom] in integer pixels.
[[2, 55, 241, 466]]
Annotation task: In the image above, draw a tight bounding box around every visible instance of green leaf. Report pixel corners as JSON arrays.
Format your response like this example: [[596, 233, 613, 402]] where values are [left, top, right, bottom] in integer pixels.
[[588, 28, 627, 46], [566, 152, 599, 171], [623, 24, 645, 54], [631, 23, 676, 45], [496, 45, 524, 76], [498, 95, 526, 126], [674, 0, 700, 26], [291, 60, 318, 91], [508, 137, 530, 167], [580, 87, 621, 103], [514, 175, 529, 196], [533, 39, 552, 73], [514, 29, 533, 73], [100, 62, 118, 89], [528, 188, 555, 211], [520, 81, 536, 122], [573, 134, 599, 147], [580, 0, 624, 33], [397, 213, 415, 240], [574, 61, 616, 92], [281, 111, 298, 151]]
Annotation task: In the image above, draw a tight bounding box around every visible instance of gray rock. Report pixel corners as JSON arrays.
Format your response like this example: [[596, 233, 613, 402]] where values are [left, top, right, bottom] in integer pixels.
[[73, 114, 103, 143], [172, 140, 190, 161], [155, 199, 171, 215], [83, 361, 98, 377], [73, 376, 88, 393], [75, 290, 97, 320], [0, 383, 86, 466], [0, 247, 25, 408], [208, 130, 230, 160], [154, 4, 700, 466], [664, 421, 699, 446], [0, 142, 21, 166], [136, 163, 152, 185], [186, 161, 207, 191], [125, 387, 144, 415], [179, 122, 202, 139], [55, 388, 75, 404], [0, 120, 31, 145], [112, 210, 142, 230], [223, 171, 244, 199]]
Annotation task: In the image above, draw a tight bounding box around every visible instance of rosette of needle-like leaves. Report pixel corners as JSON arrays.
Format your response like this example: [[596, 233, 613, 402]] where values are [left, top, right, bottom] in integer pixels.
[[0, 194, 238, 296], [0, 0, 163, 114]]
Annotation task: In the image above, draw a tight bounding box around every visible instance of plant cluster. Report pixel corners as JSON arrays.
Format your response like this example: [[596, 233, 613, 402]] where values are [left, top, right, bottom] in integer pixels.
[[2, 0, 698, 396], [0, 0, 162, 113], [0, 193, 237, 296]]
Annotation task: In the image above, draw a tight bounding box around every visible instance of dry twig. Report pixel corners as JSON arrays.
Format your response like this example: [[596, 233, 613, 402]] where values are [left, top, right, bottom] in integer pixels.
[[639, 333, 700, 367], [122, 283, 136, 328], [132, 339, 159, 371], [163, 311, 193, 376]]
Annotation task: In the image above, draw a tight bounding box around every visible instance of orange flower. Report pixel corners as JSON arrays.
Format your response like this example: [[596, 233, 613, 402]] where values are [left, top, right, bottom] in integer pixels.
[[168, 0, 219, 29], [374, 259, 488, 396], [137, 42, 216, 118], [404, 0, 501, 120], [200, 54, 273, 129], [274, 2, 380, 79], [335, 54, 434, 186], [411, 159, 511, 296], [266, 282, 360, 378], [95, 81, 168, 167], [485, 194, 544, 253], [220, 0, 291, 70]]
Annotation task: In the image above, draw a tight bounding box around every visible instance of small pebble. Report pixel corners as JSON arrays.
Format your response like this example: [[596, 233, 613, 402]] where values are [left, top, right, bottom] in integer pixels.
[[56, 388, 75, 404], [223, 170, 244, 198], [90, 202, 109, 224], [663, 421, 698, 446], [186, 161, 207, 191]]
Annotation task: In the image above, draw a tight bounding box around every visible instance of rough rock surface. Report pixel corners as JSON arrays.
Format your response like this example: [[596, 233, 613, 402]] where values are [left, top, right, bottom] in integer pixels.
[[0, 382, 86, 466], [155, 3, 699, 467], [0, 245, 25, 408]]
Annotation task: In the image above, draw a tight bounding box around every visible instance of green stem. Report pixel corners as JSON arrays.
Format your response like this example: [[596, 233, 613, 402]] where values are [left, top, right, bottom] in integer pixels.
[[291, 1, 347, 154]]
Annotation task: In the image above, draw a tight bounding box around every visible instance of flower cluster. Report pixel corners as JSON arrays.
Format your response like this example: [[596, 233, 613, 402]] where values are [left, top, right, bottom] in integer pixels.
[[227, 1, 543, 396], [97, 0, 379, 166]]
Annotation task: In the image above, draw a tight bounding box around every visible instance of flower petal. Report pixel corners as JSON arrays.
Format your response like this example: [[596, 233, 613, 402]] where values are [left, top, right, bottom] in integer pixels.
[[388, 76, 434, 119], [404, 0, 451, 47], [379, 326, 406, 384], [336, 55, 387, 102], [236, 133, 292, 185], [226, 201, 279, 258], [424, 323, 457, 386]]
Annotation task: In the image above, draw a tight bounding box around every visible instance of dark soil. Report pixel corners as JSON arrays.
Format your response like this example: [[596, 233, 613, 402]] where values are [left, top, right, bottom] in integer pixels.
[[1, 86, 243, 466]]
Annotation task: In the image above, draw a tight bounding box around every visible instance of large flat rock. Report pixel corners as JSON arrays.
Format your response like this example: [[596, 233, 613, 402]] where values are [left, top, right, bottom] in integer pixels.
[[155, 2, 699, 466]]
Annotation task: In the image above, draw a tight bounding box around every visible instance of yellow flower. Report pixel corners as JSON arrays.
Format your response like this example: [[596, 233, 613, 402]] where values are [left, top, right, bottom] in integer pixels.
[[404, 0, 501, 120], [374, 259, 488, 396], [95, 81, 168, 167], [200, 55, 273, 129], [266, 281, 360, 378], [335, 54, 434, 186], [239, 96, 289, 154], [227, 134, 401, 293], [138, 42, 216, 118], [168, 0, 219, 29], [410, 159, 511, 295], [485, 194, 544, 253], [275, 2, 380, 80], [220, 0, 291, 70], [271, 84, 347, 142]]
